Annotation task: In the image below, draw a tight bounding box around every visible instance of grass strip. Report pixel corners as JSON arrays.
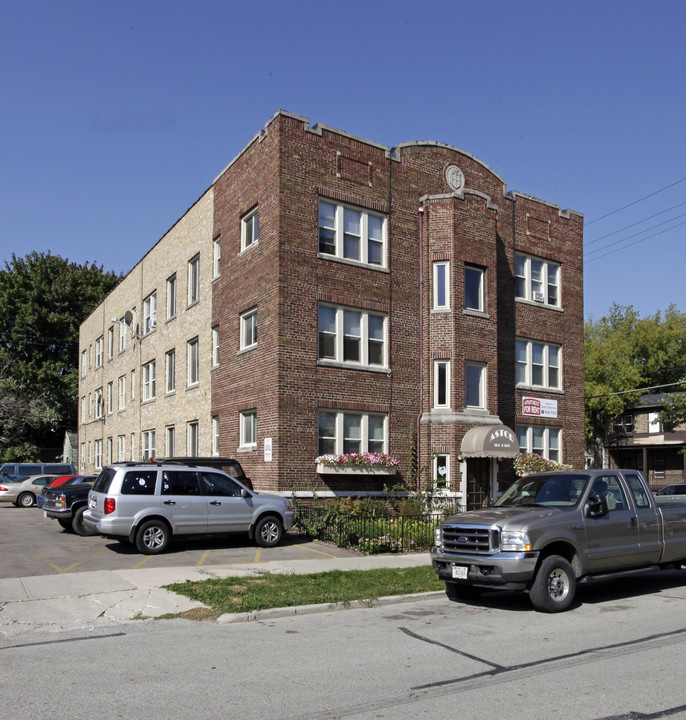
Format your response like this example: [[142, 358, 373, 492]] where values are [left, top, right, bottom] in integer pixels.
[[164, 565, 443, 615]]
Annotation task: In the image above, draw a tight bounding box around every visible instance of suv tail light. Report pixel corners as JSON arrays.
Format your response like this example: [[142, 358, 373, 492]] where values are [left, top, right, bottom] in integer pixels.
[[104, 497, 116, 514]]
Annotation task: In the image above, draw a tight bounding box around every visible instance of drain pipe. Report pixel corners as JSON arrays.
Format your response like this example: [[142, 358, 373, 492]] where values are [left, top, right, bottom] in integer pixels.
[[416, 203, 425, 490]]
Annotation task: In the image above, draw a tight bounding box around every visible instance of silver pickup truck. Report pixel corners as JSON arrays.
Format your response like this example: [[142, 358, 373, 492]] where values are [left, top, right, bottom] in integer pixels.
[[431, 469, 686, 612]]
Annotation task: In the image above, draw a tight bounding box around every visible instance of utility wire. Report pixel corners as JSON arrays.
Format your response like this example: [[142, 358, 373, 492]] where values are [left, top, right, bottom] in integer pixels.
[[585, 381, 686, 400], [584, 213, 686, 259], [584, 218, 686, 264]]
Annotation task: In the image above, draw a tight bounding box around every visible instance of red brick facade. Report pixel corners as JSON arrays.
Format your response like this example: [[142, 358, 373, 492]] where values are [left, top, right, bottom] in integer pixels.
[[210, 111, 584, 504]]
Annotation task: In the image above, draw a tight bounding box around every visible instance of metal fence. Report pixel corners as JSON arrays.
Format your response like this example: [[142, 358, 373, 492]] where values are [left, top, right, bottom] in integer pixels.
[[295, 508, 450, 554]]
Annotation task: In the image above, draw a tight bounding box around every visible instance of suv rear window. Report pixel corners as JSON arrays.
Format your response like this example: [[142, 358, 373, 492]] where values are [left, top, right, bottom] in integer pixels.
[[92, 468, 117, 493], [121, 470, 157, 495]]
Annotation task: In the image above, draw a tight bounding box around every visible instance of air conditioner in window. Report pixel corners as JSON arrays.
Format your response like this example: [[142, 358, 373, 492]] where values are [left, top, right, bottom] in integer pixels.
[[532, 292, 545, 303]]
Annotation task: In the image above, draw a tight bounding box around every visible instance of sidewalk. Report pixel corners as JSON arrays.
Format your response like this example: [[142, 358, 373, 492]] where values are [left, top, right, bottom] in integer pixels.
[[0, 553, 437, 642]]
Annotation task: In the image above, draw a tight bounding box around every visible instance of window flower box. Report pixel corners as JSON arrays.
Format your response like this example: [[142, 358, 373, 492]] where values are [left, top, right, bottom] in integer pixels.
[[316, 463, 397, 476], [315, 453, 398, 476]]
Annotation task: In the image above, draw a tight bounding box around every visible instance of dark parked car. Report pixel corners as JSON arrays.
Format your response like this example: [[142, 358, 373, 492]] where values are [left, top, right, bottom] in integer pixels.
[[656, 484, 686, 496], [43, 477, 96, 535]]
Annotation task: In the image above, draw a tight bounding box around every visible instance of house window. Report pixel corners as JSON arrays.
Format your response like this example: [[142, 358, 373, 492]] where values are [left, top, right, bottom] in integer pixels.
[[187, 338, 199, 386], [131, 369, 136, 400], [107, 437, 113, 465], [107, 326, 114, 360], [80, 443, 86, 471], [465, 363, 486, 408], [166, 426, 175, 456], [318, 305, 387, 368], [648, 412, 662, 434], [240, 308, 257, 350], [187, 421, 199, 456], [143, 291, 157, 334], [317, 410, 387, 456], [515, 253, 560, 307], [464, 265, 484, 312], [518, 426, 561, 464], [212, 327, 220, 367], [80, 396, 86, 424], [516, 339, 561, 390], [130, 433, 135, 461], [106, 382, 113, 414], [166, 274, 177, 319], [94, 439, 103, 469], [117, 435, 126, 462], [142, 430, 156, 461], [142, 360, 156, 401], [318, 200, 386, 267], [241, 208, 259, 251], [188, 255, 200, 305], [212, 416, 219, 456], [434, 360, 450, 409], [434, 454, 450, 490], [240, 410, 257, 449], [433, 262, 450, 309], [118, 376, 126, 410], [81, 350, 87, 377], [118, 318, 128, 352], [613, 414, 634, 434], [95, 336, 104, 368], [213, 236, 221, 278], [94, 388, 104, 419], [166, 350, 176, 393]]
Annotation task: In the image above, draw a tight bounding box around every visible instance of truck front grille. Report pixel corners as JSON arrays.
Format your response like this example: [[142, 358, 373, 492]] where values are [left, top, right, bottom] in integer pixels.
[[442, 524, 498, 554]]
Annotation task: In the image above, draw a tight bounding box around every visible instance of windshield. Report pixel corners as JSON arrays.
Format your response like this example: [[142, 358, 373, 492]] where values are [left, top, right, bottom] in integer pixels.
[[495, 473, 590, 509]]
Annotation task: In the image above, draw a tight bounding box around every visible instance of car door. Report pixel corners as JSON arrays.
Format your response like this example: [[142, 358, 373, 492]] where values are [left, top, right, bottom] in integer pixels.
[[584, 473, 639, 571], [159, 470, 208, 534], [622, 471, 662, 565], [200, 471, 253, 533]]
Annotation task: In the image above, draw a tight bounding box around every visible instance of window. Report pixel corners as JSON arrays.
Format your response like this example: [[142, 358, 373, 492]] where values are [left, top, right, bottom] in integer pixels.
[[187, 338, 199, 386], [107, 437, 112, 465], [107, 327, 114, 360], [188, 255, 200, 305], [318, 305, 387, 368], [143, 291, 157, 334], [433, 262, 450, 309], [240, 410, 257, 449], [106, 381, 113, 414], [240, 308, 257, 350], [434, 360, 450, 409], [465, 363, 486, 408], [464, 265, 484, 312], [117, 435, 126, 462], [80, 396, 86, 424], [613, 414, 634, 434], [166, 274, 177, 319], [187, 421, 199, 456], [94, 439, 103, 469], [142, 430, 156, 461], [212, 327, 220, 367], [515, 253, 560, 307], [166, 426, 175, 456], [95, 336, 104, 368], [131, 369, 136, 400], [162, 470, 200, 496], [648, 412, 662, 434], [142, 360, 156, 401], [213, 236, 221, 278], [241, 208, 259, 251], [434, 454, 450, 490], [118, 375, 126, 410], [81, 350, 87, 377], [317, 410, 387, 455], [166, 350, 176, 393], [80, 443, 85, 471], [212, 416, 219, 456], [318, 200, 386, 267], [118, 317, 128, 352], [94, 388, 104, 419], [516, 339, 561, 389], [517, 426, 561, 463]]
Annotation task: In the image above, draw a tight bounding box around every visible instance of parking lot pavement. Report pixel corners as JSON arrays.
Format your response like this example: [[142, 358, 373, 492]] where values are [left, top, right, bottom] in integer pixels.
[[0, 503, 358, 580]]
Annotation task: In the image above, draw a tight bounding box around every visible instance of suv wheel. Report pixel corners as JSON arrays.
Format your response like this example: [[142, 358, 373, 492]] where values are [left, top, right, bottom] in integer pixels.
[[254, 515, 283, 547], [135, 520, 171, 554], [72, 506, 98, 537]]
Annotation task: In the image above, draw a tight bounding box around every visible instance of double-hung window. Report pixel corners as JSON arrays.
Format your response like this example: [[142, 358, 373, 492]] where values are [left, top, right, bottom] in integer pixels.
[[142, 430, 156, 462], [241, 208, 259, 251], [318, 305, 387, 368], [212, 327, 220, 367], [240, 308, 257, 351], [464, 264, 484, 312], [106, 382, 113, 414], [107, 327, 114, 360], [142, 360, 156, 401], [515, 253, 560, 307], [517, 426, 561, 463], [434, 360, 450, 408], [118, 375, 126, 410], [118, 318, 127, 352], [318, 200, 386, 267], [166, 426, 175, 456], [166, 350, 176, 393], [117, 435, 126, 462], [240, 410, 257, 449], [95, 336, 104, 368], [188, 255, 200, 305], [187, 421, 199, 456], [94, 388, 104, 418], [465, 363, 486, 409], [516, 339, 561, 389], [166, 274, 177, 319], [433, 262, 450, 309], [143, 291, 157, 334], [187, 338, 199, 386], [213, 236, 221, 278], [318, 410, 387, 456]]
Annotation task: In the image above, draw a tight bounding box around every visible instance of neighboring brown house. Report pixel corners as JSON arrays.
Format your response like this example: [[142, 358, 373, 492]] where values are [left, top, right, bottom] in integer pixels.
[[607, 394, 686, 489], [78, 110, 585, 509]]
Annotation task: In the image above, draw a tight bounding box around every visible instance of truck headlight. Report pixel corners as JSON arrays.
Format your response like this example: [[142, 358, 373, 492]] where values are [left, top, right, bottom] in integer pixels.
[[434, 527, 442, 549], [500, 530, 532, 552]]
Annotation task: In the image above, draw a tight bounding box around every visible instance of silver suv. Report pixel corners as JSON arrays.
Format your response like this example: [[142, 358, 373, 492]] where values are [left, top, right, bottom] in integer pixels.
[[82, 462, 294, 554]]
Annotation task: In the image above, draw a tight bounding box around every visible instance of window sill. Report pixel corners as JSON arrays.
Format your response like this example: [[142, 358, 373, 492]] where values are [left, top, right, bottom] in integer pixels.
[[515, 298, 563, 312], [517, 385, 564, 395], [463, 309, 490, 319], [317, 253, 389, 273], [318, 360, 390, 375], [316, 463, 397, 476], [239, 241, 259, 256], [238, 344, 257, 356], [237, 444, 257, 453]]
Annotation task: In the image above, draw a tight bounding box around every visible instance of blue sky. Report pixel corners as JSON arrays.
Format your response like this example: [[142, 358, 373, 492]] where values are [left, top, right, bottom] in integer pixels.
[[2, 0, 684, 321]]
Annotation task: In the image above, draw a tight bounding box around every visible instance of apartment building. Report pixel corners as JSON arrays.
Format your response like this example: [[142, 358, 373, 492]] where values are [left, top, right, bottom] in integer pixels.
[[79, 110, 585, 508]]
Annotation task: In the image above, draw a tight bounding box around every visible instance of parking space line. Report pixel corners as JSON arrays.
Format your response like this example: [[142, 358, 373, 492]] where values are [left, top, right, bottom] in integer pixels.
[[254, 547, 262, 563], [132, 556, 153, 569], [42, 550, 109, 574], [294, 543, 343, 559], [196, 550, 211, 567]]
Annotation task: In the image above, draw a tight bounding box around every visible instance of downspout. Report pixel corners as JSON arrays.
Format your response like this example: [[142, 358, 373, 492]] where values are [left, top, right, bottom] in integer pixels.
[[417, 203, 425, 490]]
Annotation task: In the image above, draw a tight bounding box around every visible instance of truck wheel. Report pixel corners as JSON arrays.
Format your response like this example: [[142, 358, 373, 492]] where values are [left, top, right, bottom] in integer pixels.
[[445, 582, 483, 602], [135, 520, 170, 554], [72, 506, 98, 536], [58, 518, 73, 532], [254, 515, 283, 547], [529, 555, 576, 612]]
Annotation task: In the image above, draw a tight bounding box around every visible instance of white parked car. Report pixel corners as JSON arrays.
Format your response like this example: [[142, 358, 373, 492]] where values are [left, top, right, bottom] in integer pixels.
[[0, 475, 58, 507]]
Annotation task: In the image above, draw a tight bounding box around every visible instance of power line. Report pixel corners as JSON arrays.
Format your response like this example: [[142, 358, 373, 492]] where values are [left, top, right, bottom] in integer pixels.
[[584, 213, 686, 259], [585, 381, 686, 400], [583, 218, 686, 264]]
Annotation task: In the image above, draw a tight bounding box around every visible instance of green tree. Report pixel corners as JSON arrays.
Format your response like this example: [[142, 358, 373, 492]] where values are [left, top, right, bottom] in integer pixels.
[[585, 303, 686, 445], [0, 252, 121, 461]]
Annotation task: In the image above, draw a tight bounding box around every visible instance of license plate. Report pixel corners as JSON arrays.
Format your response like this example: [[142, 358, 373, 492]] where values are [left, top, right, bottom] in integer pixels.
[[89, 498, 96, 509], [452, 565, 468, 580]]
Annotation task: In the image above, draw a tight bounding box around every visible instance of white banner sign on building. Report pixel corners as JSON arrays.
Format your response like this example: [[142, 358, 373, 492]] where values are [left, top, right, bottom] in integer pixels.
[[522, 397, 558, 418], [264, 437, 273, 462]]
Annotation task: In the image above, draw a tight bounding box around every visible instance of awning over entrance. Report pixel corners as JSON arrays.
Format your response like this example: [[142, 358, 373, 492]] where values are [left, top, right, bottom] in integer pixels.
[[461, 424, 519, 458]]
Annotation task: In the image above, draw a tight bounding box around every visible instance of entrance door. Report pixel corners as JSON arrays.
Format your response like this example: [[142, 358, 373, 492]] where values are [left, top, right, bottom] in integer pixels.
[[466, 458, 491, 510]]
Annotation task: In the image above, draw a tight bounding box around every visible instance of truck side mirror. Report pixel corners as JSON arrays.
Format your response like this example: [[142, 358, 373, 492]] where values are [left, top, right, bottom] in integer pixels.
[[586, 493, 609, 518]]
